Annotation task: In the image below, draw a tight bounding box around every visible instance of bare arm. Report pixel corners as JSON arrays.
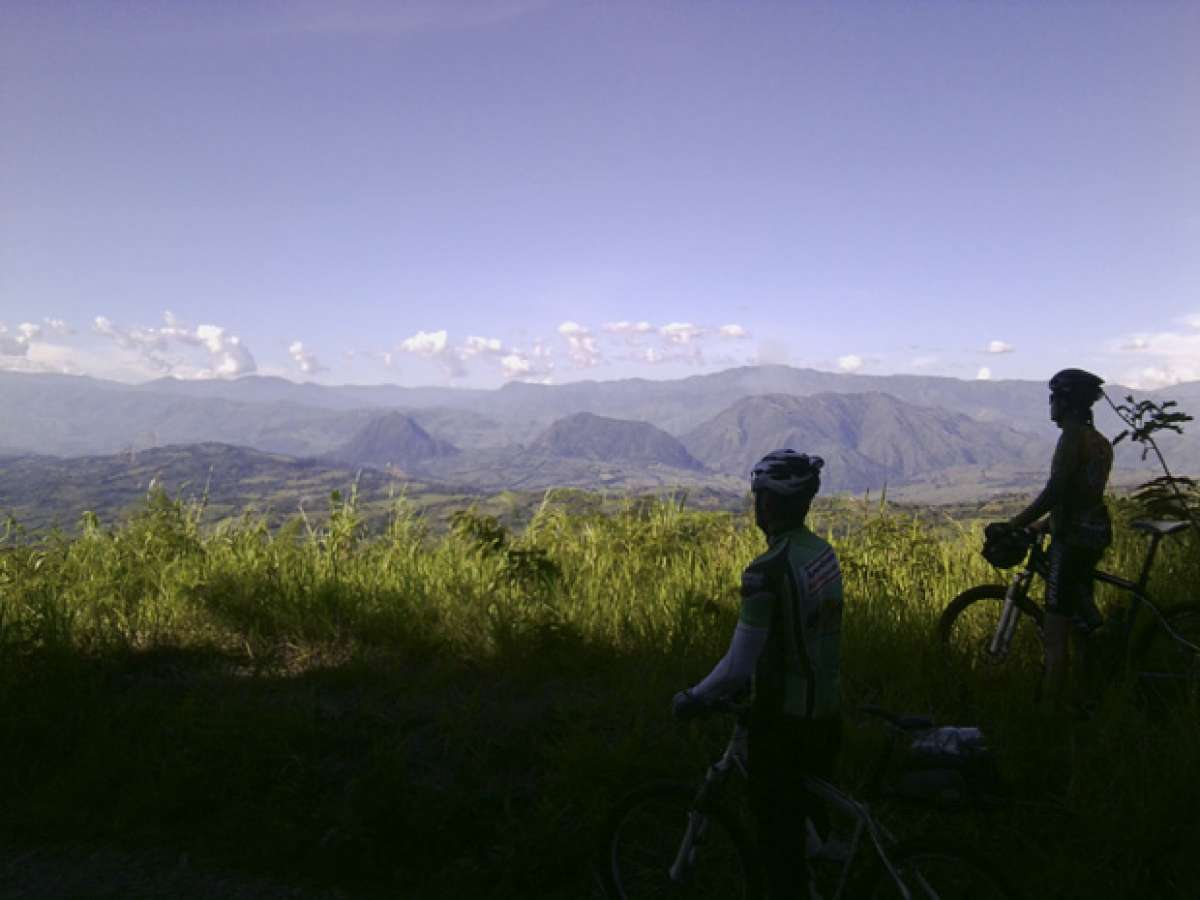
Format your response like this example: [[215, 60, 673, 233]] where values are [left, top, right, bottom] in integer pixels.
[[1010, 426, 1080, 529]]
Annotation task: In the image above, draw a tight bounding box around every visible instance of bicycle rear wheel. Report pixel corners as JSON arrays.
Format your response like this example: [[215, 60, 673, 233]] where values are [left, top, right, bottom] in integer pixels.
[[1132, 601, 1200, 706], [938, 584, 1044, 670], [599, 781, 759, 899], [867, 840, 1016, 899]]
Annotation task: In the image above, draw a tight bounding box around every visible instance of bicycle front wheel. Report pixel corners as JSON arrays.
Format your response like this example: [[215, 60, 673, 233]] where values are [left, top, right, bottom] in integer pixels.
[[599, 781, 760, 900], [1133, 601, 1200, 705], [868, 840, 1016, 899], [938, 584, 1044, 670]]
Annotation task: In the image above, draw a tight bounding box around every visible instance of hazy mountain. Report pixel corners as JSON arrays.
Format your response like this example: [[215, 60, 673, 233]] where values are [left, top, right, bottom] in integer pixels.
[[683, 392, 1052, 492], [325, 412, 459, 470], [1, 367, 1196, 477], [0, 371, 511, 458], [529, 412, 704, 470], [132, 374, 490, 411]]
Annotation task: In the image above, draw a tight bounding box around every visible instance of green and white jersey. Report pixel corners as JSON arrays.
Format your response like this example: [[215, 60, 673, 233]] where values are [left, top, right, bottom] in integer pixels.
[[739, 525, 844, 719]]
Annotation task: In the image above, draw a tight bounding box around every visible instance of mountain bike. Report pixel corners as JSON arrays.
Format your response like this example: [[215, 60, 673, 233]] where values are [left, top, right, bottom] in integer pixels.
[[937, 519, 1200, 702], [597, 701, 1016, 899]]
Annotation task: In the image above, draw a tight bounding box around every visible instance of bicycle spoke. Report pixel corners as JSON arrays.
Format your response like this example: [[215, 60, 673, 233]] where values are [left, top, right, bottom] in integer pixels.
[[605, 786, 754, 899], [871, 845, 1014, 899]]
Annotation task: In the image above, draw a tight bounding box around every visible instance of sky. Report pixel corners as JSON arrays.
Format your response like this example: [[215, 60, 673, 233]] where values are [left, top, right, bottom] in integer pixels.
[[2, 1, 1198, 390]]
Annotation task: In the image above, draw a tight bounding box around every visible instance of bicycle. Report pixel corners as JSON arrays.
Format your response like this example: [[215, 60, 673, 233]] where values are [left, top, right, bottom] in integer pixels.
[[597, 701, 1016, 899], [937, 519, 1200, 702]]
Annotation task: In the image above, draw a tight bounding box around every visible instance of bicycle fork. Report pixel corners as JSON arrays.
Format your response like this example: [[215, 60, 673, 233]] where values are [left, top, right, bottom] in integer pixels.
[[669, 758, 734, 883], [988, 571, 1032, 660]]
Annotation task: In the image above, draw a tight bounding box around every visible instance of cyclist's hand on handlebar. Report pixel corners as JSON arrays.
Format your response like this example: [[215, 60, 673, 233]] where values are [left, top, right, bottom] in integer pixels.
[[984, 521, 1013, 542], [671, 688, 707, 722]]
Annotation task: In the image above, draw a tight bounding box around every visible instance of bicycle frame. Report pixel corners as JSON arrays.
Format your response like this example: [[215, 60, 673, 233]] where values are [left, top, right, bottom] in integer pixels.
[[986, 525, 1196, 668], [667, 716, 919, 900]]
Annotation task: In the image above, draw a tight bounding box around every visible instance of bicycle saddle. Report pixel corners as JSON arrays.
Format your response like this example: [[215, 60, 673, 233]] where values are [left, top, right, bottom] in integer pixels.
[[1130, 520, 1192, 537]]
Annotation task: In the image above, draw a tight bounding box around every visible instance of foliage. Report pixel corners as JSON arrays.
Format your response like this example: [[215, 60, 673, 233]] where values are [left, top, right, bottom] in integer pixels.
[[1109, 393, 1199, 528], [0, 490, 1196, 897]]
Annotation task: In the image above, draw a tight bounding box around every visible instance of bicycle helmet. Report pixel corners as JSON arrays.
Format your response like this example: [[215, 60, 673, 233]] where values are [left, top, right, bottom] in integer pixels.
[[1048, 369, 1104, 407], [750, 449, 823, 497]]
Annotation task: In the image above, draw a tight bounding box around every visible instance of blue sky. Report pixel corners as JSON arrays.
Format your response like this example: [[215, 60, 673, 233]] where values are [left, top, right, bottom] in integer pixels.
[[2, 1, 1197, 389]]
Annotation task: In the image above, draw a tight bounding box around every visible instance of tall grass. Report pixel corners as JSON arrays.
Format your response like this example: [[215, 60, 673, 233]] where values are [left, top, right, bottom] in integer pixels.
[[0, 486, 1197, 897]]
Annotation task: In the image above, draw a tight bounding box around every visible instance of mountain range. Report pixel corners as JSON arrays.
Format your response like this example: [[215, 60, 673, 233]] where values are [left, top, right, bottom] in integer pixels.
[[0, 367, 1196, 524]]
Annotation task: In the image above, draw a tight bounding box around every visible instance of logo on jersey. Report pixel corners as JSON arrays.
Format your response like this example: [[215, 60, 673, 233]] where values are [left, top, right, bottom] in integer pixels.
[[804, 547, 841, 596]]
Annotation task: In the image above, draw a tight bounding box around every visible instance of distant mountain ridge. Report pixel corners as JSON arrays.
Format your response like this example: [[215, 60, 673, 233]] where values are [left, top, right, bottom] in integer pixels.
[[1, 368, 1196, 488], [325, 412, 459, 470], [530, 412, 703, 470], [683, 392, 1049, 492]]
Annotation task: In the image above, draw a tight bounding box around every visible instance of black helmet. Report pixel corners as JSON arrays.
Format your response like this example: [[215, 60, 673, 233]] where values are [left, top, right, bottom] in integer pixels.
[[750, 449, 823, 497], [1049, 369, 1104, 406]]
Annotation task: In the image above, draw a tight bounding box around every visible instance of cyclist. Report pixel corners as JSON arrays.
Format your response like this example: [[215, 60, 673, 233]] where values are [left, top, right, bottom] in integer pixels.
[[672, 449, 843, 898], [992, 368, 1113, 712]]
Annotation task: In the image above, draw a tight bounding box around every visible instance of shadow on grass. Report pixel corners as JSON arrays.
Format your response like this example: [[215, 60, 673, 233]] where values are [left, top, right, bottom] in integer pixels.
[[0, 625, 700, 899], [2, 626, 1198, 899]]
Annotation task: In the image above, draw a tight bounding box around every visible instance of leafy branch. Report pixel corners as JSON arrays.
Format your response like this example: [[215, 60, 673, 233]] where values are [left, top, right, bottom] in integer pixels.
[[1107, 393, 1198, 530]]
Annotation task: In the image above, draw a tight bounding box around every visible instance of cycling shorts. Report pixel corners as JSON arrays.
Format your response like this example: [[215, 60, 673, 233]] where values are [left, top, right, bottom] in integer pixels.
[[1045, 541, 1104, 631]]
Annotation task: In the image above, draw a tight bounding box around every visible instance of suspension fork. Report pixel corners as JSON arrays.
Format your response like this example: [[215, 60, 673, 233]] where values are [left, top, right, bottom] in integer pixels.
[[668, 757, 734, 882], [988, 569, 1033, 658]]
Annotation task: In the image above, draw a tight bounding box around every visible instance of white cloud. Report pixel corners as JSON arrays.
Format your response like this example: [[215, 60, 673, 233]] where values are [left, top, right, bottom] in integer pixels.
[[986, 340, 1014, 354], [660, 322, 704, 345], [1111, 314, 1200, 388], [718, 324, 750, 339], [461, 335, 504, 358], [977, 367, 992, 380], [91, 312, 257, 378], [288, 341, 326, 375], [393, 329, 553, 381], [499, 341, 554, 382], [399, 329, 449, 356], [837, 354, 864, 373], [396, 329, 465, 376], [557, 321, 602, 368]]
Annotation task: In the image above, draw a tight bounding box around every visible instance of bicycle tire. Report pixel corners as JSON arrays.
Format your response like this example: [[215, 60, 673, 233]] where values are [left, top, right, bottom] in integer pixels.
[[866, 839, 1018, 899], [598, 781, 761, 900], [938, 584, 1044, 668], [1131, 601, 1200, 705]]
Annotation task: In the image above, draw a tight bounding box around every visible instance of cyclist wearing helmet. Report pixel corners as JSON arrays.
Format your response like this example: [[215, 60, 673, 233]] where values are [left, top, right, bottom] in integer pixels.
[[673, 449, 843, 898], [994, 368, 1113, 710]]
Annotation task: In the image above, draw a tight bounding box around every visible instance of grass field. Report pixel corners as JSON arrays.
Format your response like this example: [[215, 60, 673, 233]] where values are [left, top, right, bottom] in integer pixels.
[[0, 486, 1197, 898]]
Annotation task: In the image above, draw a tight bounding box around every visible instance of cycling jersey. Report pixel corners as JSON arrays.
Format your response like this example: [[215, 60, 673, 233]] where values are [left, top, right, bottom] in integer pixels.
[[739, 525, 844, 720], [1012, 421, 1114, 549]]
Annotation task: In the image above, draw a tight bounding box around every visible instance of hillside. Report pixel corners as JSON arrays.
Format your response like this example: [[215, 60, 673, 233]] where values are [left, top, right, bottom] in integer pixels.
[[683, 392, 1051, 492], [529, 412, 704, 470], [324, 412, 459, 470], [1, 367, 1196, 480], [0, 443, 447, 534]]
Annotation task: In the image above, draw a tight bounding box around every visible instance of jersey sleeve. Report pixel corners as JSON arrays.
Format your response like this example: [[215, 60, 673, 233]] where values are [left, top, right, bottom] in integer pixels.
[[738, 559, 775, 628]]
